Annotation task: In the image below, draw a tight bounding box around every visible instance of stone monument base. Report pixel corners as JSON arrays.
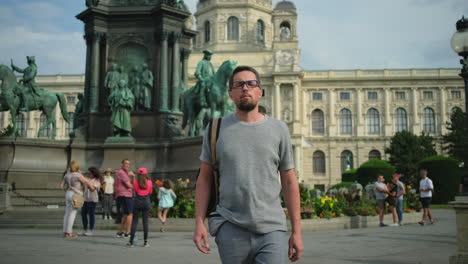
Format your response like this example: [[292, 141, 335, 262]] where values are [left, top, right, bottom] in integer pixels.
[[449, 196, 468, 264]]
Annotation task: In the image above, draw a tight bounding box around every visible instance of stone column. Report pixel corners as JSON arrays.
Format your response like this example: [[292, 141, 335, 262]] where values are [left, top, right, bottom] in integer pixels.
[[329, 89, 336, 136], [275, 83, 281, 119], [159, 31, 170, 112], [171, 32, 182, 112], [293, 83, 300, 122], [83, 34, 92, 113], [355, 88, 363, 136], [384, 88, 391, 136], [449, 197, 468, 264], [181, 48, 191, 92], [27, 111, 34, 138], [411, 87, 420, 134], [439, 87, 447, 135], [89, 32, 103, 113]]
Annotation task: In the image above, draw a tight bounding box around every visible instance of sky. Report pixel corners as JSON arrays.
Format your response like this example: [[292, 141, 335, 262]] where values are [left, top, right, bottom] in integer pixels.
[[0, 0, 466, 75]]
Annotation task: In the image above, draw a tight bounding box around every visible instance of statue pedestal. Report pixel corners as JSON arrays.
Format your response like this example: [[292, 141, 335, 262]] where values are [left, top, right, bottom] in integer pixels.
[[449, 196, 468, 264], [101, 137, 136, 171]]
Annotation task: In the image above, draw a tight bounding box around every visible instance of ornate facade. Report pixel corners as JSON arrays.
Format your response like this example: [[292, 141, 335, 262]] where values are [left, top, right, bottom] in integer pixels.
[[1, 0, 465, 189]]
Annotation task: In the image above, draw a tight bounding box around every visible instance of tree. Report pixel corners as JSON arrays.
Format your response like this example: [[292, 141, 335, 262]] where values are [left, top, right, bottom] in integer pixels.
[[442, 108, 468, 164], [385, 131, 437, 187], [418, 156, 462, 204], [356, 159, 395, 186]]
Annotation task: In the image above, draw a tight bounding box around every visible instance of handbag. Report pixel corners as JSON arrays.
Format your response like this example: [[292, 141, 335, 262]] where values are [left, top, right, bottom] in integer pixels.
[[206, 118, 222, 217], [72, 193, 84, 209]]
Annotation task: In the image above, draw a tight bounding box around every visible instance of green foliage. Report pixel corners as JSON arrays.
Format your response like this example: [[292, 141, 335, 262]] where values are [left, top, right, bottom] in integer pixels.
[[345, 198, 378, 216], [313, 196, 346, 218], [385, 131, 437, 187], [342, 169, 358, 182], [299, 182, 312, 208], [0, 125, 15, 137], [329, 182, 353, 190], [442, 108, 468, 164], [356, 159, 395, 186], [404, 185, 422, 210], [418, 155, 462, 204]]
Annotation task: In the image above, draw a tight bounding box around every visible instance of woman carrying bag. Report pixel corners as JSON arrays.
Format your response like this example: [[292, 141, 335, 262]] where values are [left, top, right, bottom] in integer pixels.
[[61, 160, 90, 238]]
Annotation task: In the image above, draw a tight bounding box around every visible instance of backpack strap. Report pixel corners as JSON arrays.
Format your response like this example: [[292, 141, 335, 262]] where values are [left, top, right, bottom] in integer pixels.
[[209, 118, 222, 205]]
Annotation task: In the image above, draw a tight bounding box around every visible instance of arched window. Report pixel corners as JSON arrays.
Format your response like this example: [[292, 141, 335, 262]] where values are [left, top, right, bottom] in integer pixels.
[[423, 107, 436, 133], [366, 108, 380, 134], [368, 150, 381, 160], [313, 151, 326, 173], [394, 108, 408, 132], [311, 109, 324, 135], [38, 114, 51, 137], [65, 112, 74, 137], [15, 113, 26, 137], [227, 16, 239, 41], [339, 108, 352, 135], [341, 150, 354, 173], [204, 21, 211, 43], [257, 19, 265, 44]]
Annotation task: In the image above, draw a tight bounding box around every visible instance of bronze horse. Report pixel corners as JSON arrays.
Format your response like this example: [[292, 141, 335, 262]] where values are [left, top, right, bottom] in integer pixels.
[[181, 60, 237, 136], [0, 65, 69, 139]]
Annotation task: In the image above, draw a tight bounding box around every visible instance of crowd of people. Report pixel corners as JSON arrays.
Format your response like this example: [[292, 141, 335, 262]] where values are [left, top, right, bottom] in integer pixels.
[[374, 169, 435, 227], [60, 159, 177, 247]]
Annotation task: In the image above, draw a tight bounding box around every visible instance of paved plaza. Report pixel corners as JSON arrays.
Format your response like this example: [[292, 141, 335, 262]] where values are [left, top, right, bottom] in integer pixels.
[[0, 209, 457, 264]]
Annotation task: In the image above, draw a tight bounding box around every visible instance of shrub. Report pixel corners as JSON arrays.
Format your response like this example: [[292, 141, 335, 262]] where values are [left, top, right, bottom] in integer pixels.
[[418, 155, 462, 204], [342, 168, 358, 182], [356, 159, 395, 186], [329, 182, 353, 190], [346, 198, 378, 216], [313, 196, 346, 218]]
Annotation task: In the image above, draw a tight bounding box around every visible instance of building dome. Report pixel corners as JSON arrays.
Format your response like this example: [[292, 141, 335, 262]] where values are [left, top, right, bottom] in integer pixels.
[[275, 0, 296, 10]]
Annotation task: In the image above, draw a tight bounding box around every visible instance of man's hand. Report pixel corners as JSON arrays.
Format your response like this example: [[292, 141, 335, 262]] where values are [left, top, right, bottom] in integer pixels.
[[193, 221, 210, 254], [288, 232, 304, 262], [128, 171, 135, 178]]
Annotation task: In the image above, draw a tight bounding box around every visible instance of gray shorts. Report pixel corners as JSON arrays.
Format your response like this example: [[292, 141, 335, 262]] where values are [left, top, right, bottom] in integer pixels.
[[377, 199, 386, 210], [215, 221, 288, 264]]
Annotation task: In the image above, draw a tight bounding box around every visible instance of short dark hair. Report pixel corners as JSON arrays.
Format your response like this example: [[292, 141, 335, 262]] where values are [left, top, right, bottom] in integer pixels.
[[121, 159, 130, 164], [420, 168, 428, 174], [229, 66, 261, 90]]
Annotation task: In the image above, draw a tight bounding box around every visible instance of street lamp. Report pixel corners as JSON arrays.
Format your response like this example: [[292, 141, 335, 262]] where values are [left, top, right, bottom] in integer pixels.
[[449, 16, 468, 264], [451, 16, 468, 195]]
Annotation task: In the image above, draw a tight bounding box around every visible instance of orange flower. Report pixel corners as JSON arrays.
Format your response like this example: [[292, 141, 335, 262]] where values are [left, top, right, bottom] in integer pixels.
[[319, 213, 324, 218], [155, 180, 163, 187]]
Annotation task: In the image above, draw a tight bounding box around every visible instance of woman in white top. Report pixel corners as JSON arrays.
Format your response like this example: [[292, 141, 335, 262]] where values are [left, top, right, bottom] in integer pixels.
[[60, 160, 90, 238], [102, 168, 115, 220], [80, 167, 102, 236]]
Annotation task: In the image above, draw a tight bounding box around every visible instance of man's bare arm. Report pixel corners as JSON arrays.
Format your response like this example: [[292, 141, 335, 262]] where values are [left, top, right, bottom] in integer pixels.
[[280, 169, 304, 262], [193, 162, 214, 254]]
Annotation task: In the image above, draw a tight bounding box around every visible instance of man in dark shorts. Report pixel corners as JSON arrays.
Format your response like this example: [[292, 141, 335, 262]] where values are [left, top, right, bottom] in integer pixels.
[[375, 175, 389, 227], [114, 159, 135, 237], [418, 169, 434, 225]]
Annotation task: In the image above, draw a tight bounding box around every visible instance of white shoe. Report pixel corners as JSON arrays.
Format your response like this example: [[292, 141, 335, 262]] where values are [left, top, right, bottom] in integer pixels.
[[78, 230, 87, 236], [389, 223, 399, 227], [84, 230, 94, 236]]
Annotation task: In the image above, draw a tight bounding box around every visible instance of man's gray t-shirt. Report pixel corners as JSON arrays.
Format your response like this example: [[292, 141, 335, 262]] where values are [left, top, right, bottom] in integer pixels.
[[200, 114, 295, 234], [396, 181, 405, 198]]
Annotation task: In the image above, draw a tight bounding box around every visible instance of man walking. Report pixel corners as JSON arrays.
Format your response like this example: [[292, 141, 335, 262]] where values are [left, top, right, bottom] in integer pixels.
[[393, 174, 405, 226], [193, 66, 303, 263], [114, 159, 134, 237], [418, 169, 435, 225], [375, 175, 390, 227]]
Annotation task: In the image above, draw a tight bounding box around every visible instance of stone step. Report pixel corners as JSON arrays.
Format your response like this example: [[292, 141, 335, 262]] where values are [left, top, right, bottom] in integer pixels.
[[14, 189, 64, 197]]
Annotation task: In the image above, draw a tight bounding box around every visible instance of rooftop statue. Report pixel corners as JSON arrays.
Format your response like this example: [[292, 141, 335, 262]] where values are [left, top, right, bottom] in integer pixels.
[[108, 79, 135, 137], [182, 60, 237, 137], [0, 58, 69, 139]]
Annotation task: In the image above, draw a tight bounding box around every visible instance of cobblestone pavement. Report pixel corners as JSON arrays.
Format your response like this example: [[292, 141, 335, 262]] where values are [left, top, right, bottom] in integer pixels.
[[0, 209, 456, 264]]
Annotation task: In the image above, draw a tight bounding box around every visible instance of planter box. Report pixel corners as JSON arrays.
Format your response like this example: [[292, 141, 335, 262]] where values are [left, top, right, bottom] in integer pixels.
[[295, 212, 422, 232]]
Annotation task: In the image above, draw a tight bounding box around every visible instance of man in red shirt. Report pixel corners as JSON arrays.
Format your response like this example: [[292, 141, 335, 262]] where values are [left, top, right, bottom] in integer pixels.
[[114, 159, 135, 237]]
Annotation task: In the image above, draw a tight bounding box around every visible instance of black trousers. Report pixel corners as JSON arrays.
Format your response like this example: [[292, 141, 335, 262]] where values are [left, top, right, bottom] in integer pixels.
[[130, 195, 150, 242]]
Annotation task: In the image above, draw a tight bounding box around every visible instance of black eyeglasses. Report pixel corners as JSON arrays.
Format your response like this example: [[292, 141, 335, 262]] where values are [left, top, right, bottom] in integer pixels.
[[231, 80, 259, 90]]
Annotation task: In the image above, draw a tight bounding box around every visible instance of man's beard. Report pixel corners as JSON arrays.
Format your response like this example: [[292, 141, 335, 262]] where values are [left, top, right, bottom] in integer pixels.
[[237, 100, 257, 112]]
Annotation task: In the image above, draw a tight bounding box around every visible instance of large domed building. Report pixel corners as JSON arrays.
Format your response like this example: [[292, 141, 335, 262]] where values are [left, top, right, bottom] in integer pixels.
[[0, 0, 464, 190]]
